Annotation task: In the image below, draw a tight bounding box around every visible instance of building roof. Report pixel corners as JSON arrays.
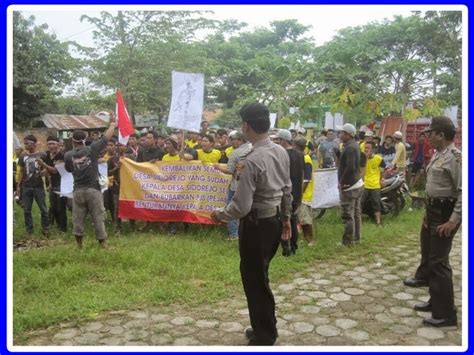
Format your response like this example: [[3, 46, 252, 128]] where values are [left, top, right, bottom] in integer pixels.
[[41, 114, 108, 131]]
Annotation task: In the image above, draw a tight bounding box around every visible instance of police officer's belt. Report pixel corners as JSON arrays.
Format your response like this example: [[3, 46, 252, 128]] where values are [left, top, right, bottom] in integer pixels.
[[426, 197, 457, 206], [251, 207, 279, 219]]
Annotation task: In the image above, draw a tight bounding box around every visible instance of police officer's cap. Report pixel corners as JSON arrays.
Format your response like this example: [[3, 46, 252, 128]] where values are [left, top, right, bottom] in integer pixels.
[[239, 103, 270, 122], [423, 116, 455, 135]]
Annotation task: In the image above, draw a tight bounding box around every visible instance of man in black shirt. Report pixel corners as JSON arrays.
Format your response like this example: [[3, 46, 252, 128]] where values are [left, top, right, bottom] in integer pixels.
[[39, 136, 67, 232], [16, 135, 49, 236], [338, 124, 364, 246], [64, 117, 117, 248], [275, 129, 304, 256], [136, 131, 163, 163]]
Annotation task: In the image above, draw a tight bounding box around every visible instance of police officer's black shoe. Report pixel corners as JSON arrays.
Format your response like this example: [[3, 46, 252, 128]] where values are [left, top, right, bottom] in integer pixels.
[[403, 277, 429, 288], [414, 302, 432, 312], [244, 327, 254, 340], [423, 316, 457, 327], [247, 338, 275, 346]]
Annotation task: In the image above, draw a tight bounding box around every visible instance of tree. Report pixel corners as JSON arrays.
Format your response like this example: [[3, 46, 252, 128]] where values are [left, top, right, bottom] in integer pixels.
[[205, 19, 316, 121], [81, 11, 217, 123], [13, 12, 77, 126], [306, 12, 462, 124]]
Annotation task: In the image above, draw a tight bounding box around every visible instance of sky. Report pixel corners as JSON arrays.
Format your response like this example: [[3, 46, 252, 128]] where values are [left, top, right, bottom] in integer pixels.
[[16, 5, 428, 47]]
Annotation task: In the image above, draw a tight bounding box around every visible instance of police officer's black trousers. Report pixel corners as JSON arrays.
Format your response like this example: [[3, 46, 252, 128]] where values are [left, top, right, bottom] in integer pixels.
[[239, 215, 282, 345], [418, 202, 459, 319]]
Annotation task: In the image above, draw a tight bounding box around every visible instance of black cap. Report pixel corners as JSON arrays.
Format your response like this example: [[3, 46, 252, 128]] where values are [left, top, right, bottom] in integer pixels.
[[423, 116, 455, 135], [72, 130, 87, 141], [239, 103, 270, 122]]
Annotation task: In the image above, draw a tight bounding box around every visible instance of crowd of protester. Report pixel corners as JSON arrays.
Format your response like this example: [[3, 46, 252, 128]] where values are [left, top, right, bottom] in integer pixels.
[[13, 118, 432, 248]]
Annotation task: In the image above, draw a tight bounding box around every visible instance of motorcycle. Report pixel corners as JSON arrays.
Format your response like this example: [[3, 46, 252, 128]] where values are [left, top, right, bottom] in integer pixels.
[[362, 167, 409, 217]]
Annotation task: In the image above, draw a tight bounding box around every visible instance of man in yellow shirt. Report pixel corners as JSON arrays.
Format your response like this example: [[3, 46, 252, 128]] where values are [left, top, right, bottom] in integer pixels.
[[196, 135, 221, 163], [360, 130, 374, 153], [294, 137, 315, 245], [362, 141, 385, 225], [185, 132, 200, 149], [162, 136, 194, 162], [392, 130, 406, 173]]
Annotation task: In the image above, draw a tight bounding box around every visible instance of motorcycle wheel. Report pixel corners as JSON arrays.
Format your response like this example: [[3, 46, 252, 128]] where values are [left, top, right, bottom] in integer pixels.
[[398, 193, 406, 211], [383, 196, 401, 217]]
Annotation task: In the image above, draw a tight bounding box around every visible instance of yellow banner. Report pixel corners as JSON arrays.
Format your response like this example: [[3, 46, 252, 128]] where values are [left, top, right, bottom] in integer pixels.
[[119, 159, 232, 223]]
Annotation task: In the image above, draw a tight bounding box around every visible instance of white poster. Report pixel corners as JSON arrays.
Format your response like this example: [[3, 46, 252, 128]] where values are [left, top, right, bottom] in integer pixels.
[[443, 106, 458, 128], [269, 113, 277, 128], [311, 168, 340, 209], [98, 162, 108, 193], [334, 113, 344, 128], [324, 112, 344, 130], [168, 71, 204, 132], [55, 162, 73, 198]]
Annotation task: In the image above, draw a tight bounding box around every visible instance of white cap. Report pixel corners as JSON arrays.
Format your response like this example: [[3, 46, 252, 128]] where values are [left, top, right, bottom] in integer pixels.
[[276, 129, 292, 141], [297, 128, 306, 134], [365, 130, 374, 137], [393, 131, 403, 139], [341, 123, 356, 137]]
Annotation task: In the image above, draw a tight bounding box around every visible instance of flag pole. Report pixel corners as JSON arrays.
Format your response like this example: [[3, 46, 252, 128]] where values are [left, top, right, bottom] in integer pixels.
[[181, 129, 187, 153]]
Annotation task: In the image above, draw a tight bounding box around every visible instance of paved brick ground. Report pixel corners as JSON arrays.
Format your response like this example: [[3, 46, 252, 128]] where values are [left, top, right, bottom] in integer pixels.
[[19, 233, 462, 346]]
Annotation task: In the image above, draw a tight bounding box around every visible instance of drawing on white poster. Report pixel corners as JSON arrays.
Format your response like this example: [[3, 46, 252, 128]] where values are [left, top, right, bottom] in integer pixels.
[[168, 71, 204, 132]]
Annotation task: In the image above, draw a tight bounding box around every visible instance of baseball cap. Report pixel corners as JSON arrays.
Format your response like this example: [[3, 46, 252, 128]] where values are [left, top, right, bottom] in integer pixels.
[[341, 123, 356, 137], [297, 128, 306, 134], [293, 137, 307, 148], [276, 129, 292, 142], [393, 131, 403, 139], [365, 130, 374, 137]]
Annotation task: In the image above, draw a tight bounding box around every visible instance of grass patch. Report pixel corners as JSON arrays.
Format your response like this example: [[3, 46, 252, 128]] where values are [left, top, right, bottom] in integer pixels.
[[13, 202, 424, 335]]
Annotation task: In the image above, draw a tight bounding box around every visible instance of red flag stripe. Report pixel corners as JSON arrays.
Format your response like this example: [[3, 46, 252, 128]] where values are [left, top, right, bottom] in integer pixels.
[[116, 89, 135, 138]]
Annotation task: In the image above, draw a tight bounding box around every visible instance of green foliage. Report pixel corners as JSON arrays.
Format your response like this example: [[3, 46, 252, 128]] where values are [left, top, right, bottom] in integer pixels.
[[13, 11, 462, 127], [212, 107, 241, 128], [277, 116, 291, 129], [81, 11, 217, 122], [13, 12, 78, 126], [53, 92, 115, 115]]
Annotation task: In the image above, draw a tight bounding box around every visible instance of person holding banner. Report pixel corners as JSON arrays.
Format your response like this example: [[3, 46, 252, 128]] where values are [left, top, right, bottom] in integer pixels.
[[64, 115, 117, 249], [196, 135, 221, 164], [211, 103, 292, 346], [213, 131, 252, 240]]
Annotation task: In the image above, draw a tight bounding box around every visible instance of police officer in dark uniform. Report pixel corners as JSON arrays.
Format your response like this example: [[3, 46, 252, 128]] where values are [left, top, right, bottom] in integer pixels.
[[211, 103, 292, 345], [404, 116, 461, 327]]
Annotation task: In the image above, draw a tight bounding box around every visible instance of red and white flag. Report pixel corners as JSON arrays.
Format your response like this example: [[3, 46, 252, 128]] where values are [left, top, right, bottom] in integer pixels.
[[116, 89, 135, 145]]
